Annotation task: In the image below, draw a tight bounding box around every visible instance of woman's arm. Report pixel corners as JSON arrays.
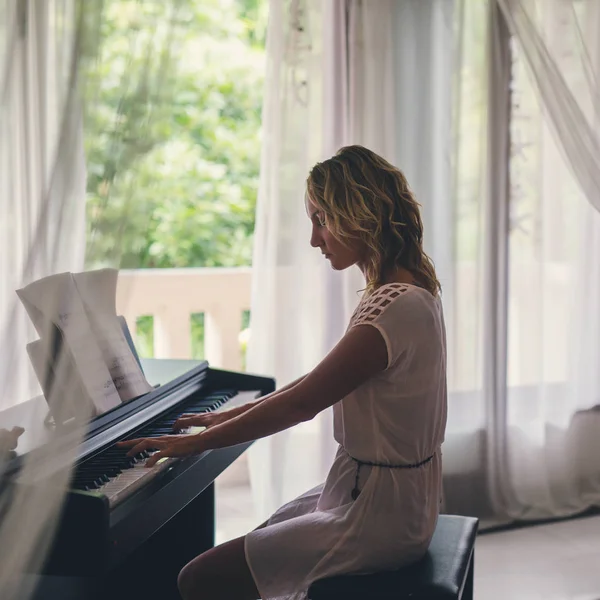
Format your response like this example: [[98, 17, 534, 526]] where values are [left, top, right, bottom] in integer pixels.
[[172, 374, 307, 430], [234, 373, 307, 414], [120, 325, 387, 465], [198, 325, 387, 448]]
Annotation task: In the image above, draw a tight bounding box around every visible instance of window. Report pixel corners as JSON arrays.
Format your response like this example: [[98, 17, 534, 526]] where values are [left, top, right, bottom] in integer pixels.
[[83, 0, 267, 362]]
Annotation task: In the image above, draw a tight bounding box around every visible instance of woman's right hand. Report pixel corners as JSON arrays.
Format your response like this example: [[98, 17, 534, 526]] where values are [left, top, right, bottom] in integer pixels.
[[172, 409, 239, 432]]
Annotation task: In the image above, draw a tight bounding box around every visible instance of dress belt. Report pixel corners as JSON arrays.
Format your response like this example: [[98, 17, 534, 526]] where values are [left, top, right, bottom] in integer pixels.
[[344, 449, 436, 500]]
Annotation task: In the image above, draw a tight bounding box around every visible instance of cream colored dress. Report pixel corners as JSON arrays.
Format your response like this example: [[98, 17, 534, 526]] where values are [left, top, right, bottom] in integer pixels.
[[245, 283, 448, 600]]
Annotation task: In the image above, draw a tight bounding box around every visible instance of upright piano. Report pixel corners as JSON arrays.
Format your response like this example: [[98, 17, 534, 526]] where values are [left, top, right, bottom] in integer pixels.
[[0, 359, 275, 600]]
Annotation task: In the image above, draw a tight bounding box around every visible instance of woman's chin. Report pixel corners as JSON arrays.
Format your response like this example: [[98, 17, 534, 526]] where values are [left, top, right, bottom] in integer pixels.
[[328, 257, 349, 271]]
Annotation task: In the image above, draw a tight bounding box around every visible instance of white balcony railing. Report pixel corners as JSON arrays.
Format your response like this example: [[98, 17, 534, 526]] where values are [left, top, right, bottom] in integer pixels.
[[116, 267, 252, 371]]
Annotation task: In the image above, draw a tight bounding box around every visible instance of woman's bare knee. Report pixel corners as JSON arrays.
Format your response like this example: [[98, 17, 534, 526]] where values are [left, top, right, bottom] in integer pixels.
[[177, 561, 195, 600], [178, 536, 259, 600], [178, 554, 216, 600]]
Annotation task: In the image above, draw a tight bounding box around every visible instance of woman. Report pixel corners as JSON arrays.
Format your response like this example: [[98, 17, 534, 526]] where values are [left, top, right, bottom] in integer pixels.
[[118, 145, 447, 600]]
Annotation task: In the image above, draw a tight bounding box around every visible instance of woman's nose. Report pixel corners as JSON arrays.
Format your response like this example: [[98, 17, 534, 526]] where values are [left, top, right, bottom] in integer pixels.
[[310, 224, 321, 248]]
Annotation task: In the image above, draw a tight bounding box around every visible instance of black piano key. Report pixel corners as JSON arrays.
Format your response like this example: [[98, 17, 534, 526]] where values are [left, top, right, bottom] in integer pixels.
[[73, 479, 102, 489], [73, 477, 96, 486], [76, 470, 118, 482], [82, 465, 124, 475], [141, 428, 176, 434], [85, 457, 130, 464], [100, 451, 128, 458], [86, 458, 132, 468], [73, 484, 93, 491], [78, 467, 112, 476], [191, 399, 221, 406], [132, 435, 164, 442]]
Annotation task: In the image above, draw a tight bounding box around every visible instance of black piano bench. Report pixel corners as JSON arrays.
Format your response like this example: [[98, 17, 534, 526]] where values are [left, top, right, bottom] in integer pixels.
[[307, 515, 479, 600]]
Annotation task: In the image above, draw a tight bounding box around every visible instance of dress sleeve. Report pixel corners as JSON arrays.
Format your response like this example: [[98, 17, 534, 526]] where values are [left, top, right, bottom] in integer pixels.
[[350, 284, 416, 370]]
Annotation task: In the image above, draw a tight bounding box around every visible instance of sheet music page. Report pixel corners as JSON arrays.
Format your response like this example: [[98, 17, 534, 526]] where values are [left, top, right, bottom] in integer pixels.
[[17, 273, 122, 414], [26, 339, 96, 423], [72, 269, 153, 402]]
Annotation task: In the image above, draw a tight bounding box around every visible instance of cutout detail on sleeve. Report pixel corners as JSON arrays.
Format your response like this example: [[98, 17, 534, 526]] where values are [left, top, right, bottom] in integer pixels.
[[351, 283, 411, 327]]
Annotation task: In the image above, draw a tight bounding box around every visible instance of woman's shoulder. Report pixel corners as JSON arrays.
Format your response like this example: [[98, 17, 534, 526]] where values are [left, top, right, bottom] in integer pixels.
[[352, 283, 439, 326]]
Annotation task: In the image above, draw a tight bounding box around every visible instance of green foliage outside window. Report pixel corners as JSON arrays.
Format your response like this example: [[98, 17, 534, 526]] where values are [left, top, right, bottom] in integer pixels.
[[83, 0, 266, 359]]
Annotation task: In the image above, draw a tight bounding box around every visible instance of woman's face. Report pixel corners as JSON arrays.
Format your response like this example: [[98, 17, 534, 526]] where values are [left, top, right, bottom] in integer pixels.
[[306, 196, 364, 271]]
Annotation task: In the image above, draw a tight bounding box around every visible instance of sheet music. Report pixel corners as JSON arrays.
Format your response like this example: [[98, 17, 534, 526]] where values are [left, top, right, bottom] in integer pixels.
[[73, 269, 153, 401], [26, 339, 95, 423], [17, 272, 123, 415]]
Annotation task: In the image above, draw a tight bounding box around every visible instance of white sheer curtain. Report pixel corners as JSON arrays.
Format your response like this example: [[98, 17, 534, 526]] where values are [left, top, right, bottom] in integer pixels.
[[0, 1, 87, 596], [247, 0, 456, 522], [246, 0, 332, 521], [249, 0, 600, 529], [444, 0, 600, 524], [498, 0, 600, 213], [0, 0, 86, 410], [495, 0, 600, 522], [389, 0, 600, 525], [0, 2, 183, 596]]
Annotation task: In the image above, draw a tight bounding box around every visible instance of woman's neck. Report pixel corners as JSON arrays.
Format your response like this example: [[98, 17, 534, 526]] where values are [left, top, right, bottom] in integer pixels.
[[357, 261, 421, 289], [381, 266, 417, 286]]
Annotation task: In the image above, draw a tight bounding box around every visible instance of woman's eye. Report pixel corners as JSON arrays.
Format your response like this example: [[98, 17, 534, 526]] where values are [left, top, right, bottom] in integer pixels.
[[317, 216, 326, 227]]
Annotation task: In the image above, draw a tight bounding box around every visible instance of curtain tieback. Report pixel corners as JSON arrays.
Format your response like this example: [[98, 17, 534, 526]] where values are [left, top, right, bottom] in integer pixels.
[[345, 450, 436, 500]]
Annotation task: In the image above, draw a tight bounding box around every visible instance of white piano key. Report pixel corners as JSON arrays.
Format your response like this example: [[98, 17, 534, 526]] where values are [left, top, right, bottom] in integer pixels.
[[98, 455, 175, 507]]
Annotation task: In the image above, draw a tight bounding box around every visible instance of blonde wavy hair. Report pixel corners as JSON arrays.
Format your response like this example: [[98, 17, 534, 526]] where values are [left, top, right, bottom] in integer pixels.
[[306, 145, 441, 296]]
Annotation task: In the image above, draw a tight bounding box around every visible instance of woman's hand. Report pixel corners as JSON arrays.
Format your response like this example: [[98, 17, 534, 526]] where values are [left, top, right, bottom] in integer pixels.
[[115, 406, 249, 469], [115, 433, 207, 468], [172, 409, 239, 432]]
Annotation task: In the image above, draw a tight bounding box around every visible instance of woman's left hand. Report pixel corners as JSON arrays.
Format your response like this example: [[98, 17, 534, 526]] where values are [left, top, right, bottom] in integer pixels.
[[115, 433, 207, 468]]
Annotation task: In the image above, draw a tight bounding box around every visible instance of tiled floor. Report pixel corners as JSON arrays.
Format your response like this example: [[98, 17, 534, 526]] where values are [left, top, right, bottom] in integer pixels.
[[215, 469, 600, 600], [476, 516, 600, 600]]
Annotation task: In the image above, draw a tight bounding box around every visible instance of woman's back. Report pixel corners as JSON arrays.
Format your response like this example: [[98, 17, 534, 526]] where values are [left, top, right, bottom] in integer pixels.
[[336, 282, 447, 464]]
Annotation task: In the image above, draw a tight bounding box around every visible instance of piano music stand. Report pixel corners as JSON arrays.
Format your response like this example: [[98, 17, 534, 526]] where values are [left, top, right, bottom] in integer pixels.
[[40, 316, 144, 429]]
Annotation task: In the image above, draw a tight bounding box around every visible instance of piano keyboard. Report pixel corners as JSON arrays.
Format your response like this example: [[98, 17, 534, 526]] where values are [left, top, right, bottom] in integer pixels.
[[71, 389, 236, 507]]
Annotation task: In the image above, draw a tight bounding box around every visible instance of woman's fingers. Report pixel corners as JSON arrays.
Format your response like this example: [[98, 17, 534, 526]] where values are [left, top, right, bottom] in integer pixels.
[[116, 435, 182, 457], [144, 451, 166, 468], [145, 445, 184, 468], [173, 416, 196, 429], [115, 437, 156, 449], [173, 414, 213, 430], [117, 435, 181, 448], [175, 413, 196, 423], [128, 439, 165, 456], [144, 437, 200, 468], [115, 433, 206, 467]]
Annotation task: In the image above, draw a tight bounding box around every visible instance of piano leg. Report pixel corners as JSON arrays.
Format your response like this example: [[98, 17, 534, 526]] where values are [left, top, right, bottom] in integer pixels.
[[31, 483, 216, 600]]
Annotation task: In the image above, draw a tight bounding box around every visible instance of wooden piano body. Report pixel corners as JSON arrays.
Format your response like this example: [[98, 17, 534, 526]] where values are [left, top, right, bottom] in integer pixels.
[[0, 359, 275, 600]]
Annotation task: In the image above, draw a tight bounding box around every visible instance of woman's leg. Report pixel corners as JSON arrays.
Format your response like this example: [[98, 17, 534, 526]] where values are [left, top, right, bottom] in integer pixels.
[[178, 535, 260, 600]]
